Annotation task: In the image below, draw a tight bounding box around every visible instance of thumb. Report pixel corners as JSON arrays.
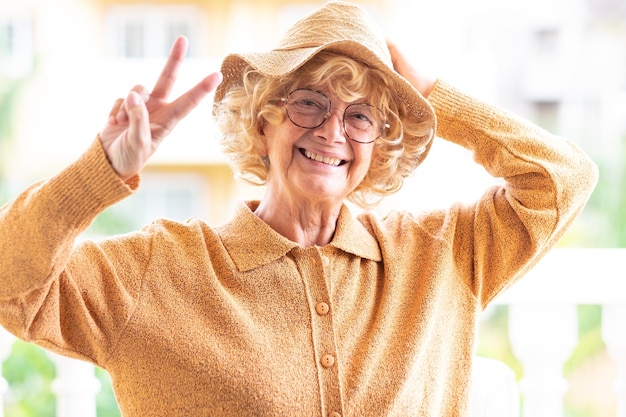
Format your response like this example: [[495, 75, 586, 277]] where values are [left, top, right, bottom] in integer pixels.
[[386, 39, 435, 98]]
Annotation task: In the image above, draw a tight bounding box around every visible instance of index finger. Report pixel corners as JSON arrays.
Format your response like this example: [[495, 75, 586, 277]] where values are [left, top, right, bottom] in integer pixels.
[[167, 72, 223, 122], [151, 36, 189, 100]]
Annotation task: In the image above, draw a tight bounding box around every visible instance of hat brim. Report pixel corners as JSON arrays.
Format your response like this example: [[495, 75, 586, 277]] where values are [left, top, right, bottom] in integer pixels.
[[214, 39, 435, 166]]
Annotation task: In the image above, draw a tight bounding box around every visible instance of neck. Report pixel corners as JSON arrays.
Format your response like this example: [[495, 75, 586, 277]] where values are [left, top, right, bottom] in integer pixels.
[[254, 191, 343, 247]]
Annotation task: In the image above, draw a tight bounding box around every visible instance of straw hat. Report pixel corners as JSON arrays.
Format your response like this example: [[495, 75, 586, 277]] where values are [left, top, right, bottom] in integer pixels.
[[214, 0, 436, 164]]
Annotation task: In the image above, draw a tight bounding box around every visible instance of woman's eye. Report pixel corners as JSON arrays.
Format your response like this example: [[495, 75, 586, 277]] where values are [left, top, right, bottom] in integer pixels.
[[295, 98, 324, 109], [357, 113, 372, 123], [298, 99, 318, 107], [347, 111, 373, 125]]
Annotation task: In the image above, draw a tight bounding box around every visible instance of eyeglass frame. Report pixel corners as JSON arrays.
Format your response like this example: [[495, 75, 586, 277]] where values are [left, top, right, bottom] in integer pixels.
[[280, 88, 390, 144]]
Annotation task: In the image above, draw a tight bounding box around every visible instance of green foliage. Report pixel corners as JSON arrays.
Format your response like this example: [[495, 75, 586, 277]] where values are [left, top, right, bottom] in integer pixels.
[[95, 368, 121, 417], [2, 341, 56, 417], [0, 73, 29, 209], [477, 305, 611, 417], [611, 138, 626, 247], [2, 341, 122, 417], [85, 205, 140, 237], [476, 305, 524, 379], [582, 136, 626, 247], [563, 306, 613, 417], [0, 185, 8, 206], [0, 77, 27, 182], [564, 305, 605, 377], [0, 79, 20, 144]]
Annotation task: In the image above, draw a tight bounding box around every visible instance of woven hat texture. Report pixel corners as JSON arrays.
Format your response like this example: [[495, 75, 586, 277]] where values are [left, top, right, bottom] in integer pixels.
[[214, 1, 436, 159]]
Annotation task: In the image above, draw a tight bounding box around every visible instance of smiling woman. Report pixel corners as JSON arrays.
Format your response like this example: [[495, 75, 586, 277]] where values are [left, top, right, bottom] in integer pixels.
[[215, 50, 433, 209], [0, 1, 598, 416]]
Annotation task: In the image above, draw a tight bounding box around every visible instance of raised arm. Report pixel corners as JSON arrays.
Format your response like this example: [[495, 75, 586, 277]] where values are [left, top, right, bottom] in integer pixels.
[[0, 37, 222, 361], [387, 40, 598, 306]]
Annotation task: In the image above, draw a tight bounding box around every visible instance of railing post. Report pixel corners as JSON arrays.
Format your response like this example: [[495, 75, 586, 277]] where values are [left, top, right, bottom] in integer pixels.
[[602, 304, 626, 417], [508, 303, 578, 417], [49, 353, 101, 417], [0, 328, 14, 417]]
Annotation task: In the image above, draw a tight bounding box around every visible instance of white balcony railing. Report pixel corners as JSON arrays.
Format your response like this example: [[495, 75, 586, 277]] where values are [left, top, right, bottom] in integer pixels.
[[1, 248, 625, 417], [494, 248, 626, 417]]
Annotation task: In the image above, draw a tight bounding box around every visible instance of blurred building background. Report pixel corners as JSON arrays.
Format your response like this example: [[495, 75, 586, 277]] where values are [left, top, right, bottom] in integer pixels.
[[1, 0, 625, 416]]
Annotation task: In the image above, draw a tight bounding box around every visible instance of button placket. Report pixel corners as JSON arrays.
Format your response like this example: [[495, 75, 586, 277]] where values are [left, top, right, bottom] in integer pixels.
[[292, 247, 344, 417], [317, 252, 332, 318]]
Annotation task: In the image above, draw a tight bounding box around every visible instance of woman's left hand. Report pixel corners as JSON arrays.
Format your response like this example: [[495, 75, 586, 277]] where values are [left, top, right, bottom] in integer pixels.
[[387, 40, 436, 99]]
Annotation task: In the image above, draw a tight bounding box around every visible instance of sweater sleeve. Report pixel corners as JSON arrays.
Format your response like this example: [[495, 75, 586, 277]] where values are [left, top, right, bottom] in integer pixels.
[[0, 138, 146, 365], [427, 81, 598, 308]]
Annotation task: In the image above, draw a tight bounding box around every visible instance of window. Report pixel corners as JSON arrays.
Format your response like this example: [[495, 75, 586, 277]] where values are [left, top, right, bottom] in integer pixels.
[[0, 23, 13, 56], [533, 28, 560, 56], [106, 6, 201, 58], [533, 101, 560, 132], [588, 0, 626, 18], [128, 172, 208, 225], [123, 21, 145, 58], [0, 16, 33, 77], [89, 171, 210, 237]]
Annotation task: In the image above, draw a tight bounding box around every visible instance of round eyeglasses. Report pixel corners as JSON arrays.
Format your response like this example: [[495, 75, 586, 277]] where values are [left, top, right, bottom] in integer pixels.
[[281, 88, 389, 144]]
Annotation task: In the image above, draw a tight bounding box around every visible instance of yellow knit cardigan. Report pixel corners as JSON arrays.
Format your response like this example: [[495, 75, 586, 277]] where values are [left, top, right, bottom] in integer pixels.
[[0, 81, 598, 416]]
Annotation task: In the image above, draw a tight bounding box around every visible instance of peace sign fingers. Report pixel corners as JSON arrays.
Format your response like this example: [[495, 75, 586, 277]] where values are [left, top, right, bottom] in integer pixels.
[[150, 36, 189, 102], [99, 36, 223, 180]]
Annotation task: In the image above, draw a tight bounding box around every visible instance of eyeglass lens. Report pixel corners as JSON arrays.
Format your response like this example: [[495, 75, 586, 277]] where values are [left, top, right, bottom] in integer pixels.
[[284, 89, 385, 143]]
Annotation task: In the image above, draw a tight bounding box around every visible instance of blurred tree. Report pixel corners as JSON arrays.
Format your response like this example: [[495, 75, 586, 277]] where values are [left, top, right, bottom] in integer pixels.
[[95, 368, 121, 417], [0, 72, 126, 415], [587, 136, 626, 247], [0, 77, 24, 205], [2, 341, 55, 417]]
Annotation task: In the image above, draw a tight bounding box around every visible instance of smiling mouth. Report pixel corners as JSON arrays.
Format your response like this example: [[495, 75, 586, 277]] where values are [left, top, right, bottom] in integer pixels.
[[300, 149, 346, 166]]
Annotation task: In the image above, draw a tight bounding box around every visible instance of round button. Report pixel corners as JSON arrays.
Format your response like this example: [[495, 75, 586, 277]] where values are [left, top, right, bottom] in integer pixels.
[[316, 302, 330, 315], [329, 412, 341, 417], [321, 354, 335, 368]]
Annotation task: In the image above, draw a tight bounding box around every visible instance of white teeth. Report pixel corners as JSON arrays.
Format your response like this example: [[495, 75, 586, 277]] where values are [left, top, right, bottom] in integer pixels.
[[304, 150, 341, 166]]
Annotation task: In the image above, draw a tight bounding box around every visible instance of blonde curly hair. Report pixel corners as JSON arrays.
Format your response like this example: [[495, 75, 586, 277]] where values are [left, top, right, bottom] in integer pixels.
[[213, 51, 433, 208]]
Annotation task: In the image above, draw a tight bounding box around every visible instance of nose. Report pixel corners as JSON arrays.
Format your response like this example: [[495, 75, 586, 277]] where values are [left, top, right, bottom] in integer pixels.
[[316, 108, 346, 143]]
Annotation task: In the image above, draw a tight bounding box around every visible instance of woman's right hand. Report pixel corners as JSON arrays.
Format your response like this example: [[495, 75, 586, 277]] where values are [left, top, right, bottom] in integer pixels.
[[99, 36, 223, 181]]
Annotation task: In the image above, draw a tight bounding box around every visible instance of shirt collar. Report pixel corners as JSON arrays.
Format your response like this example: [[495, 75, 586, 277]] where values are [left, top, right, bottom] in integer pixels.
[[217, 201, 382, 272]]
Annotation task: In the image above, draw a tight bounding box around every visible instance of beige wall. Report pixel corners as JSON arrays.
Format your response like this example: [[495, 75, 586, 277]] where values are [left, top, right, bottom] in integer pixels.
[[3, 0, 624, 222], [2, 0, 408, 224]]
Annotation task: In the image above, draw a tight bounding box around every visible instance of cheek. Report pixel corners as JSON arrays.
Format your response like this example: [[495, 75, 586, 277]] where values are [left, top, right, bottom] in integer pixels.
[[264, 120, 300, 151], [351, 147, 375, 183], [360, 146, 375, 169]]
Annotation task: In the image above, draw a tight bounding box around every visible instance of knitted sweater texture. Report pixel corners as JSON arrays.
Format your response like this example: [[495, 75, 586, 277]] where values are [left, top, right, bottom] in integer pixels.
[[0, 81, 598, 416]]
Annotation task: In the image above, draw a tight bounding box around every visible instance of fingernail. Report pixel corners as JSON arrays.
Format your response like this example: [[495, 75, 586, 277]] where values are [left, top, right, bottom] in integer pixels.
[[128, 92, 140, 106]]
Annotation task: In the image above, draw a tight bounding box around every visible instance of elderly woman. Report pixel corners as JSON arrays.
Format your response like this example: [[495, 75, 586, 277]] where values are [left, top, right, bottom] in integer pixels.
[[0, 1, 597, 416]]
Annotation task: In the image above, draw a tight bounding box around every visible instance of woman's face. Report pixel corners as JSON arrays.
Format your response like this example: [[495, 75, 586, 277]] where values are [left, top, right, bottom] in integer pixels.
[[261, 90, 375, 206]]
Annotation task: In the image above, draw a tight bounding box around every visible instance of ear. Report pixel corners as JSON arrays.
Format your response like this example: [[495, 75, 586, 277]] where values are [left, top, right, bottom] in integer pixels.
[[257, 137, 268, 158], [258, 119, 269, 155]]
